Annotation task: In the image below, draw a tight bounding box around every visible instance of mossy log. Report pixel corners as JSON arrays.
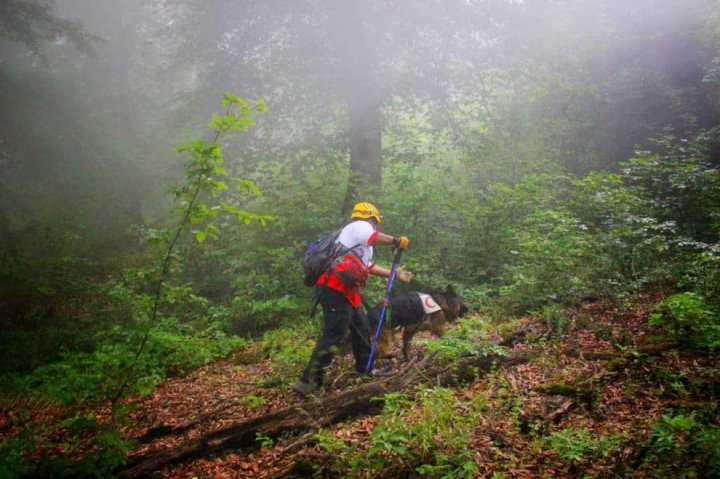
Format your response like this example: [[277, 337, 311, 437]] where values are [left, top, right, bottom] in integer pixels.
[[536, 382, 596, 404], [565, 342, 676, 361]]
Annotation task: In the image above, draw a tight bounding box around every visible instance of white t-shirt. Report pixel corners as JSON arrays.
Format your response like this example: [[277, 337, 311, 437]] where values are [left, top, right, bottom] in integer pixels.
[[336, 220, 378, 267]]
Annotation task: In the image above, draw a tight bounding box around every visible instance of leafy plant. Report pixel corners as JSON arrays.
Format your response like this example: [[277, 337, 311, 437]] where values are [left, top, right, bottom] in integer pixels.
[[255, 432, 274, 448], [534, 303, 570, 339], [645, 413, 720, 476], [651, 413, 699, 456], [0, 95, 268, 478], [543, 427, 624, 465], [105, 94, 270, 411], [650, 292, 720, 348], [498, 207, 597, 312], [421, 315, 507, 361], [316, 389, 478, 478], [259, 323, 316, 386], [364, 388, 477, 478]]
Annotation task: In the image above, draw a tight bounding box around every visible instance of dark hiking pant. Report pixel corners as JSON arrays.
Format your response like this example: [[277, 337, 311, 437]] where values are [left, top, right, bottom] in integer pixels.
[[300, 285, 371, 388]]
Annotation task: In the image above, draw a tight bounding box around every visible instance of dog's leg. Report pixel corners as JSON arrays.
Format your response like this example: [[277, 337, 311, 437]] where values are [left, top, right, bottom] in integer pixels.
[[375, 326, 394, 359], [402, 327, 418, 360], [429, 313, 448, 338]]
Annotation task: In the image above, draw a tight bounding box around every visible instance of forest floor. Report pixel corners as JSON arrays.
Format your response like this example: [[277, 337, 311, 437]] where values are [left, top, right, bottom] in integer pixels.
[[3, 287, 718, 478]]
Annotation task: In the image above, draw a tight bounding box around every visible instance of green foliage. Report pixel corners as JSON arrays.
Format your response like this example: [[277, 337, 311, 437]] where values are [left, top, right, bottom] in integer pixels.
[[0, 95, 265, 478], [169, 96, 273, 246], [23, 319, 245, 406], [455, 132, 720, 317], [0, 412, 135, 479], [542, 427, 624, 465], [623, 134, 720, 243], [317, 388, 478, 478], [678, 242, 720, 309], [534, 303, 571, 340], [499, 209, 596, 310], [650, 293, 720, 348], [0, 255, 102, 374], [37, 421, 134, 478], [651, 413, 699, 456], [644, 413, 720, 476], [368, 388, 478, 478], [255, 432, 274, 448], [259, 323, 316, 387], [239, 393, 268, 408], [0, 434, 34, 478], [421, 315, 507, 361]]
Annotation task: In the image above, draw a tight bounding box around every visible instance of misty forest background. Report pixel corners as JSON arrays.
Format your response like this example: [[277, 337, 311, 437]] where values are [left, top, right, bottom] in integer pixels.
[[1, 0, 720, 478]]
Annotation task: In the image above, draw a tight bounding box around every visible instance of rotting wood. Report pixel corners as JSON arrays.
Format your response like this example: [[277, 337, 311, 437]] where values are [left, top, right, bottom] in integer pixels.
[[138, 393, 245, 443], [565, 342, 676, 361]]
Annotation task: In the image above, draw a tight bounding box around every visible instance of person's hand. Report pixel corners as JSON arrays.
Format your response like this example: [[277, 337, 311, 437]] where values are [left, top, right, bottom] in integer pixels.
[[397, 266, 413, 282], [395, 236, 410, 250]]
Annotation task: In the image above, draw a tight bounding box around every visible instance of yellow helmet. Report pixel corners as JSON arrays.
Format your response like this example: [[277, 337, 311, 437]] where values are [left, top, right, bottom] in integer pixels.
[[351, 202, 382, 223]]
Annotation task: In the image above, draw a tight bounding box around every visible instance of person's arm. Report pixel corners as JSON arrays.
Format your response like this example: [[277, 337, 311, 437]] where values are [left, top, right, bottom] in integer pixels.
[[372, 232, 409, 249], [370, 264, 391, 277], [370, 264, 412, 281], [367, 230, 412, 280]]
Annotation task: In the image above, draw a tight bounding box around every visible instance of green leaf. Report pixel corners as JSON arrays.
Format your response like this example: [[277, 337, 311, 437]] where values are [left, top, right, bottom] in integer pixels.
[[234, 179, 261, 196]]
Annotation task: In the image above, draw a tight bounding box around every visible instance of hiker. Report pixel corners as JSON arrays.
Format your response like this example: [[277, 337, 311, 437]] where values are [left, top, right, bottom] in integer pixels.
[[291, 202, 412, 397]]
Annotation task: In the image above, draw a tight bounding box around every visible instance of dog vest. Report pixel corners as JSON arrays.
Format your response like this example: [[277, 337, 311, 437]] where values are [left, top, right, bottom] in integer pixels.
[[417, 293, 442, 314]]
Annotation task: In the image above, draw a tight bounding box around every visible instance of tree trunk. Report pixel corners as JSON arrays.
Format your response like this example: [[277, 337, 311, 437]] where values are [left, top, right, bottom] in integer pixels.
[[0, 181, 17, 258], [0, 138, 17, 258], [326, 0, 383, 216], [342, 92, 382, 216]]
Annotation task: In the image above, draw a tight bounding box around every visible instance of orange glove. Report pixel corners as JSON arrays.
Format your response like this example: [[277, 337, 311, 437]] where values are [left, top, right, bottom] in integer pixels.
[[395, 236, 410, 250]]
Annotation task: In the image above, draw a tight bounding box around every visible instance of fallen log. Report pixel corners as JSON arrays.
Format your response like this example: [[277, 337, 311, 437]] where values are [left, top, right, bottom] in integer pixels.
[[565, 342, 676, 361], [138, 393, 245, 444], [118, 350, 531, 478]]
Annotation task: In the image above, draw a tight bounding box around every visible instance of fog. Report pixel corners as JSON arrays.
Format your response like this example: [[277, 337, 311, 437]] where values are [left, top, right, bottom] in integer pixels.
[[1, 0, 718, 255]]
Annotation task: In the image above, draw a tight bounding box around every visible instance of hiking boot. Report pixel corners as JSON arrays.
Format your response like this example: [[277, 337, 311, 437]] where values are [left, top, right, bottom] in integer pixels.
[[290, 380, 317, 398]]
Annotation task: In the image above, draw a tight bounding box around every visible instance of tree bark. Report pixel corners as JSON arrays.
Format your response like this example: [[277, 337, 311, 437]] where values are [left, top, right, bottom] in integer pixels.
[[117, 350, 531, 479], [343, 92, 382, 216], [0, 181, 17, 258], [325, 0, 383, 216]]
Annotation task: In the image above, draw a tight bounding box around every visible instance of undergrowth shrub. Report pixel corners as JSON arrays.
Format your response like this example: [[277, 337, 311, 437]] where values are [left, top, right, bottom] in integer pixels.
[[498, 209, 596, 311], [678, 242, 720, 309], [542, 426, 624, 466], [317, 388, 478, 478], [650, 292, 720, 348], [23, 319, 246, 405], [420, 315, 506, 361], [479, 133, 720, 315], [534, 303, 571, 339], [643, 413, 720, 477], [0, 255, 108, 374], [259, 322, 316, 386]]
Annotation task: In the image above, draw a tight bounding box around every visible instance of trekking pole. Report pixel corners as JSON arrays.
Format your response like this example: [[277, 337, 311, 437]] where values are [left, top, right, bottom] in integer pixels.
[[365, 247, 403, 373]]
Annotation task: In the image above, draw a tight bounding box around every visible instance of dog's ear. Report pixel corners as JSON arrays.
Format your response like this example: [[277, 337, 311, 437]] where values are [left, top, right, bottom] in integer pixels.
[[445, 284, 456, 296]]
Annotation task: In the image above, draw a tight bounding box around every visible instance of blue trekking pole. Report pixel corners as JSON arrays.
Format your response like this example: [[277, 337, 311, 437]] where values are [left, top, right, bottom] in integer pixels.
[[365, 247, 402, 373]]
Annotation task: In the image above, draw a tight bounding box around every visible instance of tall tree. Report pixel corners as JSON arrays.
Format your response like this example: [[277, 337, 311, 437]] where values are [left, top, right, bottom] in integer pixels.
[[0, 0, 97, 256], [154, 0, 505, 215]]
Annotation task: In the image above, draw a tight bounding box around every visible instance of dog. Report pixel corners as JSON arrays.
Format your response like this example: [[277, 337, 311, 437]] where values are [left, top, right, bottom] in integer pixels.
[[368, 285, 468, 360]]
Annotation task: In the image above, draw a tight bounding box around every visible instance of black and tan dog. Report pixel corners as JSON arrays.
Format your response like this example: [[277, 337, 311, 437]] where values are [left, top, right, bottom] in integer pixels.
[[369, 285, 468, 360]]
